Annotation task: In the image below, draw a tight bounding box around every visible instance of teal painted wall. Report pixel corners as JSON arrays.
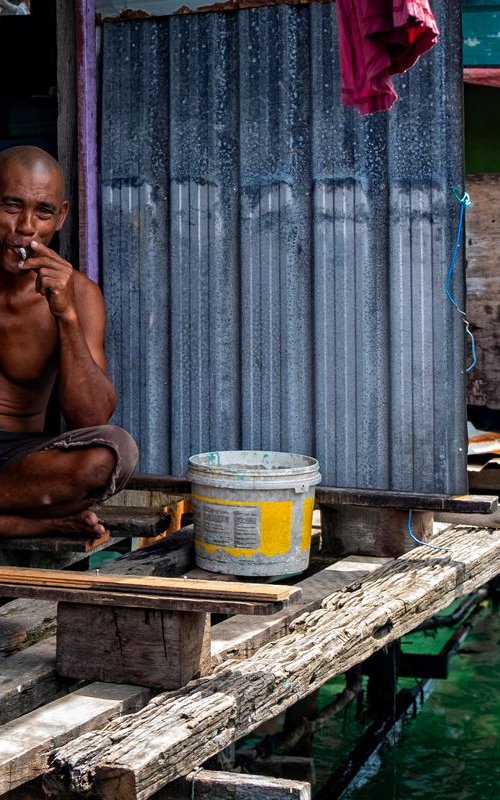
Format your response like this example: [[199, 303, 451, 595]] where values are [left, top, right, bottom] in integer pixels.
[[463, 1, 500, 65]]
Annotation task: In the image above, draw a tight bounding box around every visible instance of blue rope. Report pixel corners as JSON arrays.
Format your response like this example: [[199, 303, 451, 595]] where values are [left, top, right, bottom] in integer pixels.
[[446, 189, 476, 373], [407, 510, 449, 552], [406, 190, 475, 551]]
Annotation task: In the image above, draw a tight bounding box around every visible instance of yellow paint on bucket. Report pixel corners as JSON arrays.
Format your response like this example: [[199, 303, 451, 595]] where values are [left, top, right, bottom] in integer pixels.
[[187, 451, 321, 576]]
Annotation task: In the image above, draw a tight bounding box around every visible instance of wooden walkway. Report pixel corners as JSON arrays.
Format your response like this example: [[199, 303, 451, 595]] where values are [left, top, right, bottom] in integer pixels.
[[0, 511, 499, 799]]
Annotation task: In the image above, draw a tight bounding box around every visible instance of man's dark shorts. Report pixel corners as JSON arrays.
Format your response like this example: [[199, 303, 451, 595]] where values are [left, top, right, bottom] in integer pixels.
[[0, 425, 138, 502]]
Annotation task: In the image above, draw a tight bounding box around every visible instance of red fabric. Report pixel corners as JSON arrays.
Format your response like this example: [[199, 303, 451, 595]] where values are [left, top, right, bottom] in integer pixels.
[[336, 0, 440, 115], [463, 68, 500, 89]]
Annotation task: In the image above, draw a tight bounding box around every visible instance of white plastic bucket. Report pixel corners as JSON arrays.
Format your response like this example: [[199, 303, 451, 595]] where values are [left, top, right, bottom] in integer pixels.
[[187, 450, 321, 576]]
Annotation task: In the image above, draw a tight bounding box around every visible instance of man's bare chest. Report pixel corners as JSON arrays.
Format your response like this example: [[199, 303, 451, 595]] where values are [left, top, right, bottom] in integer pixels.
[[0, 302, 58, 385]]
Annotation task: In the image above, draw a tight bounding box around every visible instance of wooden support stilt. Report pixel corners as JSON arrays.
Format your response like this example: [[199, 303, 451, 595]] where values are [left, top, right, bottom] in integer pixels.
[[56, 602, 211, 689], [320, 506, 434, 557]]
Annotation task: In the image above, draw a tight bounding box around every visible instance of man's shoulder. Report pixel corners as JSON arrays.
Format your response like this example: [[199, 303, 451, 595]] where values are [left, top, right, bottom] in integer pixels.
[[73, 270, 105, 304]]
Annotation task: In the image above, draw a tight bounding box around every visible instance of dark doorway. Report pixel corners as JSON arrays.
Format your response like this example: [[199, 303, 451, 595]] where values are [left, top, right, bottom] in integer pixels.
[[0, 0, 57, 156]]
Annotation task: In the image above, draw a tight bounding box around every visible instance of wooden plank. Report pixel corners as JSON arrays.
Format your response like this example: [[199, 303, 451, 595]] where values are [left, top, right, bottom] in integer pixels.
[[0, 683, 151, 796], [0, 599, 56, 658], [211, 556, 388, 664], [0, 504, 177, 555], [104, 489, 189, 509], [0, 584, 290, 615], [56, 604, 211, 689], [125, 474, 191, 494], [95, 527, 194, 576], [124, 474, 498, 514], [49, 524, 500, 800], [468, 468, 500, 494], [158, 770, 311, 799], [0, 638, 60, 726], [435, 510, 500, 529], [0, 535, 122, 554], [96, 507, 172, 538], [0, 567, 300, 603], [0, 529, 194, 658], [0, 568, 302, 614], [315, 487, 498, 513]]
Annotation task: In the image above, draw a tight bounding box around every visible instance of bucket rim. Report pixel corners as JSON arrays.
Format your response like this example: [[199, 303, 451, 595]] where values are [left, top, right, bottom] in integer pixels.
[[187, 449, 320, 477]]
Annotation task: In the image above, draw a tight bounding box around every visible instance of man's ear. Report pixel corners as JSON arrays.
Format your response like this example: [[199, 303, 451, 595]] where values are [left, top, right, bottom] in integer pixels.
[[56, 200, 69, 231]]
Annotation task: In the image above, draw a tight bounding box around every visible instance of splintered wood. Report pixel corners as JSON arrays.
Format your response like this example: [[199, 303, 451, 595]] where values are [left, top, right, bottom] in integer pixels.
[[0, 568, 301, 615], [48, 525, 500, 800]]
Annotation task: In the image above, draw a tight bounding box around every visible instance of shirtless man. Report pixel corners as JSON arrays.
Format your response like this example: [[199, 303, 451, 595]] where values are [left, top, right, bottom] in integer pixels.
[[0, 145, 138, 539]]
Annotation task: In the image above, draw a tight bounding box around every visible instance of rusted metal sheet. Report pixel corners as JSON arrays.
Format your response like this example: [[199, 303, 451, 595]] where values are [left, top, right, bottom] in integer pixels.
[[100, 0, 468, 493]]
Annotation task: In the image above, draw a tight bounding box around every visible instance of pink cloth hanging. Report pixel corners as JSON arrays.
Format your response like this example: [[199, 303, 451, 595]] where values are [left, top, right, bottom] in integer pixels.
[[335, 0, 440, 115]]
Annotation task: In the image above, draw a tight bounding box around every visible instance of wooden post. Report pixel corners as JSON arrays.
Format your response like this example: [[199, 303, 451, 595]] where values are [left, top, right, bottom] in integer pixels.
[[320, 506, 434, 557], [56, 603, 211, 689]]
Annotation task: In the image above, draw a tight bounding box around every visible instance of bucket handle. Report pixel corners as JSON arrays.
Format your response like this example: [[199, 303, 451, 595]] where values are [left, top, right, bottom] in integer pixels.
[[295, 483, 310, 494]]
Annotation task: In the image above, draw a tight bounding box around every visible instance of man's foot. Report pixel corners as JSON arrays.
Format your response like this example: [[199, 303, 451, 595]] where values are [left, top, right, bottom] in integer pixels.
[[0, 509, 106, 539]]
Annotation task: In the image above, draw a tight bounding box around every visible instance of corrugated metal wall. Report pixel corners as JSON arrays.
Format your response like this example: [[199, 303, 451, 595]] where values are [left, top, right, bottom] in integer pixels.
[[100, 0, 468, 492]]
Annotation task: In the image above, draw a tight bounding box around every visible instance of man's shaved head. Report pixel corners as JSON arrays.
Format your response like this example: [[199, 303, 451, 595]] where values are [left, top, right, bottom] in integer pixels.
[[0, 146, 66, 199]]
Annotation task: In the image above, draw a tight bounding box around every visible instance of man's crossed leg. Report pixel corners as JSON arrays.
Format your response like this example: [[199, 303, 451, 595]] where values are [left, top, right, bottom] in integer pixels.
[[0, 425, 138, 538]]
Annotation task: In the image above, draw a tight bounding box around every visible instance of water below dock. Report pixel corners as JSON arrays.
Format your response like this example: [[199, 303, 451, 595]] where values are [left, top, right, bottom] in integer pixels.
[[314, 600, 500, 799]]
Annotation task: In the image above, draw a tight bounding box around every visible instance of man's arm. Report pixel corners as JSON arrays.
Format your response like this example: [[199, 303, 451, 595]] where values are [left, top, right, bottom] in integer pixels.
[[56, 280, 117, 428], [19, 241, 116, 428]]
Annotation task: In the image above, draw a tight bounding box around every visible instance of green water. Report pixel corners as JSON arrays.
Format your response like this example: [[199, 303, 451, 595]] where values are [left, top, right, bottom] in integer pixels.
[[313, 601, 500, 799]]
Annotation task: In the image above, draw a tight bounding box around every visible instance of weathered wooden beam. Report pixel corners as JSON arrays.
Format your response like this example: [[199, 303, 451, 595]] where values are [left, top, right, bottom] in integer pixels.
[[49, 525, 500, 800], [0, 683, 151, 795], [316, 487, 498, 513], [0, 535, 119, 554], [0, 598, 56, 659], [436, 510, 500, 529], [125, 474, 499, 515], [234, 756, 315, 785], [96, 507, 173, 538], [100, 526, 194, 576], [468, 468, 500, 494], [157, 770, 311, 799], [210, 556, 388, 664], [125, 474, 191, 495], [0, 638, 61, 726]]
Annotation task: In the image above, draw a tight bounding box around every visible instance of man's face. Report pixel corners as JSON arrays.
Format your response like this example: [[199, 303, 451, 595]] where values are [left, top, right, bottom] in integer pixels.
[[0, 161, 69, 274]]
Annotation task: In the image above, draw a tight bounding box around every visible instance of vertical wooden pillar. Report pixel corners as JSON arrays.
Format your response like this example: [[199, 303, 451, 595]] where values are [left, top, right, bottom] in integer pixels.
[[74, 0, 99, 282], [56, 603, 212, 689], [321, 506, 434, 557], [56, 0, 79, 268]]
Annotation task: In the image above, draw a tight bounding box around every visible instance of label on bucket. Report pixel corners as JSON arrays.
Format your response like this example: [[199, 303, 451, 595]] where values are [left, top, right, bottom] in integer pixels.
[[193, 500, 261, 549]]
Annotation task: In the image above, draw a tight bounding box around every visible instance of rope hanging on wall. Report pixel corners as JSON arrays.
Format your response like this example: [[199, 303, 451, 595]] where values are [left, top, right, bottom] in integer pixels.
[[407, 189, 474, 551]]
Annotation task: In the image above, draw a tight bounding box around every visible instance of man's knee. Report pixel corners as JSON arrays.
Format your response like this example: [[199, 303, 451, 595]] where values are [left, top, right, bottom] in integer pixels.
[[85, 425, 139, 500], [77, 446, 117, 496], [49, 425, 139, 501]]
